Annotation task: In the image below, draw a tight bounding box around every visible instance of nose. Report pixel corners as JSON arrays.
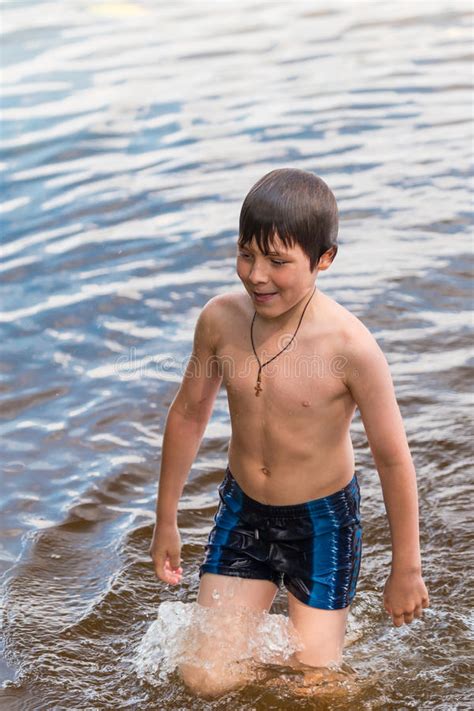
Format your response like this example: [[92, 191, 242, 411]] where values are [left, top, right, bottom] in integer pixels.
[[247, 260, 269, 285]]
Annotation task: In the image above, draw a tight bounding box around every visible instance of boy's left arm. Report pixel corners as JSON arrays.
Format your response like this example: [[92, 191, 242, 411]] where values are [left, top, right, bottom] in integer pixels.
[[343, 325, 430, 627]]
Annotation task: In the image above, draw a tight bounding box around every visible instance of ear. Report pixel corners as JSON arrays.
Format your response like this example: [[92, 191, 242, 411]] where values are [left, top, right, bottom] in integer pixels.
[[317, 246, 338, 271]]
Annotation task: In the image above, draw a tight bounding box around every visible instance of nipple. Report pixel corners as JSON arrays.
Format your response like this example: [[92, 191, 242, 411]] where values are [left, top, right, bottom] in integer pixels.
[[302, 401, 311, 408]]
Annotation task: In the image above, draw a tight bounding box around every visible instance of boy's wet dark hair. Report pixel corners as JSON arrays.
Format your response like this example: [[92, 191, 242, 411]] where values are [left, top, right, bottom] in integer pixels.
[[238, 168, 339, 271]]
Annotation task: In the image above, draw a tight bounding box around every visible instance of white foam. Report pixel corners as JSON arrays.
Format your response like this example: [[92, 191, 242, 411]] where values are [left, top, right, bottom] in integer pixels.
[[134, 600, 303, 686]]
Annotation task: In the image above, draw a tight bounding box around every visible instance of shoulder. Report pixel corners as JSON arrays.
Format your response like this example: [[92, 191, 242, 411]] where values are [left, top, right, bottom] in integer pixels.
[[197, 292, 249, 351], [200, 292, 247, 324], [319, 293, 387, 378]]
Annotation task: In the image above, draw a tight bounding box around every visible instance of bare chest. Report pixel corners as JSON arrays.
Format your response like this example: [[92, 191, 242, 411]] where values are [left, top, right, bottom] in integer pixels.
[[217, 331, 349, 416]]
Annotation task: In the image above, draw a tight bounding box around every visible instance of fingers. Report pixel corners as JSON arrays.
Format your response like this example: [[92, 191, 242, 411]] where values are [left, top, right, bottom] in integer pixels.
[[150, 551, 166, 581], [163, 559, 183, 585], [384, 576, 430, 627], [390, 604, 427, 626], [150, 550, 183, 585], [169, 554, 182, 570], [401, 594, 430, 624], [391, 610, 414, 626], [392, 611, 405, 627]]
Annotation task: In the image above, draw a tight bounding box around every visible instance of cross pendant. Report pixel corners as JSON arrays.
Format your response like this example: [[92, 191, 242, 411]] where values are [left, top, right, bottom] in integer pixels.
[[254, 382, 262, 396]]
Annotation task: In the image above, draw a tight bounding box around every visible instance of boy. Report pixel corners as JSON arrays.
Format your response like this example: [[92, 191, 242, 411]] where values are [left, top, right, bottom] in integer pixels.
[[149, 168, 429, 697]]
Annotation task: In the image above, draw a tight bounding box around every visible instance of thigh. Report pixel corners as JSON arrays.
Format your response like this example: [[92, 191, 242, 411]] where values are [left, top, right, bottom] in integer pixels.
[[287, 590, 350, 668], [198, 572, 278, 611]]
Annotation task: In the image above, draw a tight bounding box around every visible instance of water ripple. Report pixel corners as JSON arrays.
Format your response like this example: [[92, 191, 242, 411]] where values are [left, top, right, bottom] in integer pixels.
[[0, 1, 472, 708]]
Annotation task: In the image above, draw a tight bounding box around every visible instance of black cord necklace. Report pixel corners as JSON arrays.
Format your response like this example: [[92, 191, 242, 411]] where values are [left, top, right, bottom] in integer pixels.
[[250, 286, 317, 396]]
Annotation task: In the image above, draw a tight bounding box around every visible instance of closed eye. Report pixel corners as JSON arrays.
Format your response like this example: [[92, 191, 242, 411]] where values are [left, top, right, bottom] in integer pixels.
[[238, 252, 287, 266]]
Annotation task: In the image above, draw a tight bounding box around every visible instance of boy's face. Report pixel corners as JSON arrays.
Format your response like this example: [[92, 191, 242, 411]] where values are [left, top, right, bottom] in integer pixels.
[[236, 233, 331, 319]]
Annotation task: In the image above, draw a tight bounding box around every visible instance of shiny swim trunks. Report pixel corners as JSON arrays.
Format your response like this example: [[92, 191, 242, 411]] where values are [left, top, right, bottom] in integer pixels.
[[199, 466, 362, 610]]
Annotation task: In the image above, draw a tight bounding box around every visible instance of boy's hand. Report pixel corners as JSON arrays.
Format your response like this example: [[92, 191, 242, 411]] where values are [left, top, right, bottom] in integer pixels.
[[149, 521, 183, 585], [383, 569, 430, 627]]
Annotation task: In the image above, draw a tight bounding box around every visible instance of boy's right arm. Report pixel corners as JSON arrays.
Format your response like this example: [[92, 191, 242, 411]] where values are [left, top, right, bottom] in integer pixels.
[[149, 297, 223, 584]]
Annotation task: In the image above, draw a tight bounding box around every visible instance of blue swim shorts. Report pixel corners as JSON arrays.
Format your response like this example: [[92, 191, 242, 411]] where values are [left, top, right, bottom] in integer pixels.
[[199, 466, 362, 610]]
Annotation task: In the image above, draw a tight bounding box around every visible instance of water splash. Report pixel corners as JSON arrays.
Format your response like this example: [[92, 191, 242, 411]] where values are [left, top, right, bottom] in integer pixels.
[[134, 600, 303, 686]]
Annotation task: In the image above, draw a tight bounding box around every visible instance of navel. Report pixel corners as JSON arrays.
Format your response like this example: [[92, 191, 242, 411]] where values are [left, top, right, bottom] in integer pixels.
[[261, 467, 271, 476]]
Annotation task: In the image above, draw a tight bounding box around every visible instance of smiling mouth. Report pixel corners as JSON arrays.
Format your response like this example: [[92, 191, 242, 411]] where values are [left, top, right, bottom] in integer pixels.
[[252, 291, 278, 302]]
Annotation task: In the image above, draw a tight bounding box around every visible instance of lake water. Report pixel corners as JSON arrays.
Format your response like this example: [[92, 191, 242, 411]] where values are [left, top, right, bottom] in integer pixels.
[[0, 1, 472, 709]]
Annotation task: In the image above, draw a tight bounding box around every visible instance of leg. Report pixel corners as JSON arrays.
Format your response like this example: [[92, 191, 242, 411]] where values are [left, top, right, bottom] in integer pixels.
[[283, 477, 362, 670], [179, 573, 278, 698], [288, 591, 350, 667], [243, 591, 356, 699], [197, 571, 278, 610]]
